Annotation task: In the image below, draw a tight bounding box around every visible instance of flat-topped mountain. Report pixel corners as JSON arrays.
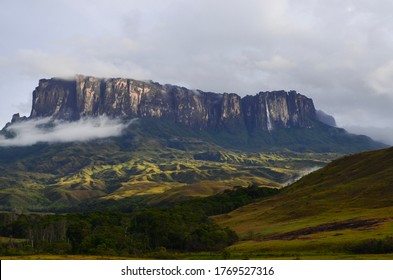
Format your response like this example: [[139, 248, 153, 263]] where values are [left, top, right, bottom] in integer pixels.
[[28, 75, 315, 132], [2, 75, 386, 153]]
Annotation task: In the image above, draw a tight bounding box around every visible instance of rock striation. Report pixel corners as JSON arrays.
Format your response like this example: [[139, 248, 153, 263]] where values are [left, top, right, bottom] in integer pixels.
[[27, 75, 316, 132]]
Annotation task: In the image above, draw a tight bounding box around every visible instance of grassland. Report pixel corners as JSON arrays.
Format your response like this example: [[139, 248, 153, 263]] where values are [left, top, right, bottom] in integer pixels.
[[214, 147, 393, 259], [1, 254, 133, 260]]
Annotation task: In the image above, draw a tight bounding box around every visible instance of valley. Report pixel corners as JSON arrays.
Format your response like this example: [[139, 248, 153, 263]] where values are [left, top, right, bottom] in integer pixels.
[[0, 76, 390, 259], [0, 117, 343, 212]]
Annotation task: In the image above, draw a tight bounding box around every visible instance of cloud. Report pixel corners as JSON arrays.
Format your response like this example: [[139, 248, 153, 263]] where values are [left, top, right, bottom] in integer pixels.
[[256, 55, 296, 71], [9, 46, 149, 80], [284, 166, 322, 186], [368, 61, 393, 96], [344, 125, 393, 146], [0, 116, 135, 147], [2, 0, 393, 135]]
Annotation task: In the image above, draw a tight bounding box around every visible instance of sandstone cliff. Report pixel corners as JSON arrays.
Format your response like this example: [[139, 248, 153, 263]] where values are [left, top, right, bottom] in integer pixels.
[[28, 75, 317, 132]]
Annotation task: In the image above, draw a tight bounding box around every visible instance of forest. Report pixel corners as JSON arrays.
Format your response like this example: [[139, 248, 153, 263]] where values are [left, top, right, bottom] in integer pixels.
[[0, 185, 279, 257]]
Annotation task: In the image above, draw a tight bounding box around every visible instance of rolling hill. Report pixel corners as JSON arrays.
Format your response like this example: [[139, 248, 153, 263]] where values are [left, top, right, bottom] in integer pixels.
[[214, 146, 393, 259]]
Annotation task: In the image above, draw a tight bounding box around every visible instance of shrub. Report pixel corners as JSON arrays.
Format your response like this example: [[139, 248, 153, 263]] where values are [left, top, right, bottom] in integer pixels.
[[348, 236, 393, 254]]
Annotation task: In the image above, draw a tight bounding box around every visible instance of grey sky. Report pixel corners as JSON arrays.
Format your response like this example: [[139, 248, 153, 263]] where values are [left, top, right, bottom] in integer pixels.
[[1, 0, 393, 143]]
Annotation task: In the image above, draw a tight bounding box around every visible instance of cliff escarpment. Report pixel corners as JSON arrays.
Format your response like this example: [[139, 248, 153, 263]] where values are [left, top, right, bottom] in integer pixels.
[[29, 75, 317, 133]]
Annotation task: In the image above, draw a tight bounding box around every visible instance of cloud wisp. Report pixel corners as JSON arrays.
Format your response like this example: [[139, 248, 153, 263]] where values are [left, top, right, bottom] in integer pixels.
[[283, 166, 322, 187], [0, 116, 135, 147]]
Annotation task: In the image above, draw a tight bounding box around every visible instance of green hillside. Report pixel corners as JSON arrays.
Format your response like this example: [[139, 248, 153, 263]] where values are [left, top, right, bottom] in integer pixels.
[[0, 118, 343, 211], [214, 147, 393, 259]]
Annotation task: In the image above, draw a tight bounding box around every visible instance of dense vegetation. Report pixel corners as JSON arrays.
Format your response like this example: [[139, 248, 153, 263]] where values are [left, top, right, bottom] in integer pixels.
[[0, 185, 278, 257], [348, 237, 393, 254]]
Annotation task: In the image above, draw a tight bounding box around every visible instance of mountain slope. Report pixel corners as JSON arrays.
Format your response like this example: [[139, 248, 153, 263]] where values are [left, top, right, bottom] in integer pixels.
[[0, 76, 386, 211], [0, 118, 340, 211], [214, 147, 393, 258]]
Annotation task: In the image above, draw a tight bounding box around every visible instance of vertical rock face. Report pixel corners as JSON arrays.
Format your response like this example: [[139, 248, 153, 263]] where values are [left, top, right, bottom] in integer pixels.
[[30, 79, 78, 120], [29, 75, 317, 132], [241, 91, 315, 133]]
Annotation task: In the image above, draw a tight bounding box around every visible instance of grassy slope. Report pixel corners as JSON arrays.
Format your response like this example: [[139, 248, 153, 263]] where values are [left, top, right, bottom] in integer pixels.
[[214, 147, 393, 259]]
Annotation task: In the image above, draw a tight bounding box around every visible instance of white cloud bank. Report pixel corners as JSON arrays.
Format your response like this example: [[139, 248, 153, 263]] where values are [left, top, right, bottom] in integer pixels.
[[0, 116, 134, 147]]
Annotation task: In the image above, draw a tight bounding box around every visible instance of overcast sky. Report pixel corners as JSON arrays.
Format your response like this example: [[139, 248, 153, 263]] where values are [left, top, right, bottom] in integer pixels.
[[1, 0, 393, 144]]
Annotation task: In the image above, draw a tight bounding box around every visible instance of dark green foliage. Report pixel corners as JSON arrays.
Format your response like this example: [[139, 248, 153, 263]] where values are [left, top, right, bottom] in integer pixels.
[[348, 236, 393, 254], [245, 122, 385, 153], [66, 221, 92, 253], [173, 184, 280, 216], [74, 196, 148, 213], [140, 118, 385, 153], [0, 211, 235, 255], [0, 185, 278, 256]]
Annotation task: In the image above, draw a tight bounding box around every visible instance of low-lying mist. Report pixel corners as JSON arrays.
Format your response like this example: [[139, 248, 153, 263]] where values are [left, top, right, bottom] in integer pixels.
[[283, 166, 321, 186], [344, 125, 393, 146], [0, 116, 135, 147]]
